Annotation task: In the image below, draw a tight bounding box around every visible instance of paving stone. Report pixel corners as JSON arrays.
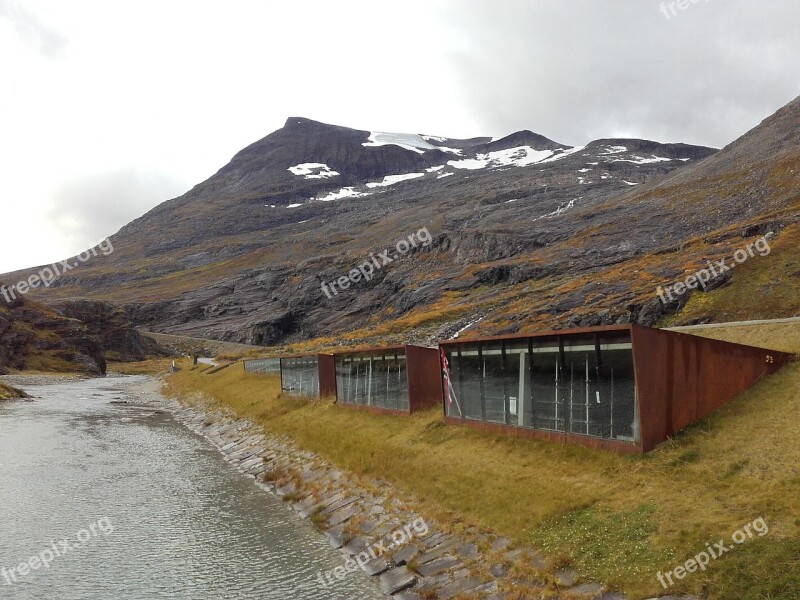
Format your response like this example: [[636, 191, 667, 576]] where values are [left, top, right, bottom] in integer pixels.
[[298, 492, 344, 518], [596, 593, 626, 600], [292, 495, 318, 514], [489, 563, 507, 577], [416, 555, 462, 577], [471, 581, 499, 594], [319, 495, 360, 516], [370, 519, 404, 540], [490, 537, 510, 552], [275, 482, 296, 497], [437, 575, 483, 599], [357, 518, 382, 535], [362, 556, 391, 577], [379, 567, 417, 595], [343, 536, 369, 555], [417, 573, 451, 589], [392, 543, 420, 566], [392, 592, 423, 600], [415, 538, 460, 564], [568, 582, 605, 596], [555, 567, 579, 587], [326, 504, 361, 527], [456, 542, 479, 559], [418, 531, 447, 547], [325, 526, 347, 549], [530, 553, 550, 571], [244, 462, 266, 476]]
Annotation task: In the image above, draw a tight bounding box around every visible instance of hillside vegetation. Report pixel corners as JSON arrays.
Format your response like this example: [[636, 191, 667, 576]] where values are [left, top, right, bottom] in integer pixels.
[[163, 322, 800, 600]]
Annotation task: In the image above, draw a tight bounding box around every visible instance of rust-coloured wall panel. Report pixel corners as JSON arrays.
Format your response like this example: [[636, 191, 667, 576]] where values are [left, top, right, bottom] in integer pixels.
[[406, 345, 443, 412], [318, 353, 337, 398], [631, 325, 791, 452]]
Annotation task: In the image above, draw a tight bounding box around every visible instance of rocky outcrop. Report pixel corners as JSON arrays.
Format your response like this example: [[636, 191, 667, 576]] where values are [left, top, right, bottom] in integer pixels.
[[0, 285, 105, 375], [0, 287, 169, 375], [55, 300, 165, 362]]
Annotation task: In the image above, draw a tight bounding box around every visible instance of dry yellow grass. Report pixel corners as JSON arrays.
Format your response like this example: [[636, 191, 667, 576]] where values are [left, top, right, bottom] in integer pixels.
[[162, 323, 800, 599], [0, 381, 26, 400], [108, 358, 176, 376]]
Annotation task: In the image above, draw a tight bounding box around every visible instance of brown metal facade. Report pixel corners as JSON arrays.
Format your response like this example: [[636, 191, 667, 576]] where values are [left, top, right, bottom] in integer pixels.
[[630, 325, 791, 452], [405, 345, 444, 412], [318, 354, 337, 398]]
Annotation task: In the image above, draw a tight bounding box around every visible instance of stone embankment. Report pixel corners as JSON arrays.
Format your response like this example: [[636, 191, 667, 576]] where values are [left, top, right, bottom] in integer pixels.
[[164, 393, 696, 600]]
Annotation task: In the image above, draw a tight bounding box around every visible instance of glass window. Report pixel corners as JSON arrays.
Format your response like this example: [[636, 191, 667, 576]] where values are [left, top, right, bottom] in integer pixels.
[[335, 351, 409, 410], [281, 357, 319, 397], [442, 334, 638, 443]]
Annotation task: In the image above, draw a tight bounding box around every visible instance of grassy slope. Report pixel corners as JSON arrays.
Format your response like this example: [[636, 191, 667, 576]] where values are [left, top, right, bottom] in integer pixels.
[[660, 222, 800, 326], [0, 381, 26, 400], [163, 323, 800, 600]]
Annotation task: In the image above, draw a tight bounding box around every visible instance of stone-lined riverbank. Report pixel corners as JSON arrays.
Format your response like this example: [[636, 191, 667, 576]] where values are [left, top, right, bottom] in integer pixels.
[[151, 378, 656, 600]]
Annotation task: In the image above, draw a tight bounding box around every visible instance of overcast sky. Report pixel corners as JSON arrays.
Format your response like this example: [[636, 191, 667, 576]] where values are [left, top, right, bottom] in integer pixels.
[[1, 0, 798, 274]]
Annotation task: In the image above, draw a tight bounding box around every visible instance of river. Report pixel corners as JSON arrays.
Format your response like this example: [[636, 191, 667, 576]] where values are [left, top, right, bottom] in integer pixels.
[[0, 375, 384, 599]]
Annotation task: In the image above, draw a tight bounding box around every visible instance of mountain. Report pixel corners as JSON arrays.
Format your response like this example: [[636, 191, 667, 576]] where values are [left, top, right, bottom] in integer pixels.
[[0, 290, 164, 374], [4, 96, 799, 348]]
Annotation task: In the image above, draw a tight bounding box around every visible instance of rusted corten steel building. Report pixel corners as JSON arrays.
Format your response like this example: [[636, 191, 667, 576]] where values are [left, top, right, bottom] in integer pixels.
[[439, 324, 791, 454], [332, 345, 442, 414], [280, 354, 336, 398]]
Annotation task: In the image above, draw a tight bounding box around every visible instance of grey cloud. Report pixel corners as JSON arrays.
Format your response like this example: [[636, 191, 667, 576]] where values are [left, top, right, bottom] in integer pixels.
[[0, 0, 67, 58], [441, 0, 800, 148], [45, 168, 188, 251]]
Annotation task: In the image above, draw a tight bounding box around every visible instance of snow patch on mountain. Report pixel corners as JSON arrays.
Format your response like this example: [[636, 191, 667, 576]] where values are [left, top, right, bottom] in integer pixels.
[[598, 145, 628, 155], [363, 132, 434, 154], [366, 173, 426, 188], [538, 145, 587, 163], [315, 187, 370, 202], [612, 155, 673, 165], [288, 163, 339, 179], [447, 146, 555, 171]]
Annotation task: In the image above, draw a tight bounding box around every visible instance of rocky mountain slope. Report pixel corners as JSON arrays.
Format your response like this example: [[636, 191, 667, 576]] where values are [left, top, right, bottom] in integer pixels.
[[0, 290, 165, 374], [5, 95, 799, 349]]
